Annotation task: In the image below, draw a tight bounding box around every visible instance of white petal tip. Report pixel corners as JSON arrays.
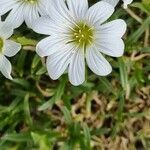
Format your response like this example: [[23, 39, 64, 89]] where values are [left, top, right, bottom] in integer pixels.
[[116, 50, 124, 57], [70, 81, 85, 86], [48, 71, 60, 81], [50, 76, 59, 81], [123, 4, 128, 9], [102, 69, 112, 76], [7, 75, 13, 80], [36, 47, 45, 58], [97, 66, 112, 76]]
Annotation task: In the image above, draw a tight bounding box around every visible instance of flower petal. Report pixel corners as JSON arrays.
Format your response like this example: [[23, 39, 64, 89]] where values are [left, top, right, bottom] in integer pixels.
[[48, 0, 74, 26], [0, 0, 15, 15], [46, 44, 74, 80], [69, 49, 85, 86], [32, 17, 68, 35], [36, 36, 68, 57], [24, 4, 40, 28], [95, 37, 125, 57], [86, 1, 114, 25], [0, 22, 13, 39], [38, 0, 51, 16], [103, 0, 119, 7], [86, 47, 112, 76], [0, 55, 12, 79], [96, 19, 127, 38], [3, 40, 21, 57], [66, 0, 88, 19], [5, 3, 25, 28]]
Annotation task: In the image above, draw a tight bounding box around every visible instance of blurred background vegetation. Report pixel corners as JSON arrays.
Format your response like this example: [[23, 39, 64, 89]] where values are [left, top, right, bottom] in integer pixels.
[[0, 0, 150, 149]]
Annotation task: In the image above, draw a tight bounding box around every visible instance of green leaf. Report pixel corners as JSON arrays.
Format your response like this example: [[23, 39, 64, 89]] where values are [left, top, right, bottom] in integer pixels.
[[38, 76, 67, 111], [127, 16, 150, 44], [31, 132, 52, 150], [31, 54, 41, 69], [131, 2, 150, 15], [12, 79, 30, 89], [119, 57, 129, 91], [36, 67, 47, 75], [16, 50, 27, 77], [24, 94, 33, 127], [82, 124, 91, 150], [99, 77, 115, 94], [1, 133, 32, 142], [61, 107, 72, 125]]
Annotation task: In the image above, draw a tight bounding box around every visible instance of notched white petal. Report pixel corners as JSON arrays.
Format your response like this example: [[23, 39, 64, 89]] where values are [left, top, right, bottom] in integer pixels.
[[86, 1, 114, 25], [86, 47, 112, 76], [69, 49, 85, 86], [24, 4, 40, 28], [66, 0, 88, 19], [2, 0, 50, 29], [0, 0, 15, 15], [49, 0, 74, 26], [97, 19, 127, 38], [5, 4, 24, 29], [36, 36, 67, 57], [32, 17, 67, 35], [46, 44, 74, 80], [0, 21, 13, 39], [103, 0, 119, 7], [96, 38, 125, 57], [3, 40, 21, 57], [0, 55, 12, 80], [32, 17, 52, 35]]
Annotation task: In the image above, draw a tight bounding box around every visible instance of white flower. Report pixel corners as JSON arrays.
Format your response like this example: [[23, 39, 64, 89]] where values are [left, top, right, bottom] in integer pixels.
[[103, 0, 119, 7], [0, 19, 21, 79], [33, 0, 127, 86], [0, 0, 50, 28], [103, 0, 133, 8]]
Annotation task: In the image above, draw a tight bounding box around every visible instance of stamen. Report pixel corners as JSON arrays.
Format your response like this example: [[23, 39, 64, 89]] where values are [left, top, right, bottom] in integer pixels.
[[70, 22, 94, 48]]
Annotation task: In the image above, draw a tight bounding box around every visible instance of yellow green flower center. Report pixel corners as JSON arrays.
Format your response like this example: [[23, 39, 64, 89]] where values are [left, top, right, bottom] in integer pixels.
[[0, 38, 4, 53], [70, 22, 94, 48], [20, 0, 38, 4]]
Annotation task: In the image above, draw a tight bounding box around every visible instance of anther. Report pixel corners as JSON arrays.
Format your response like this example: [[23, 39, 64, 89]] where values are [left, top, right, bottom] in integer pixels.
[[88, 27, 93, 31], [70, 22, 94, 48]]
